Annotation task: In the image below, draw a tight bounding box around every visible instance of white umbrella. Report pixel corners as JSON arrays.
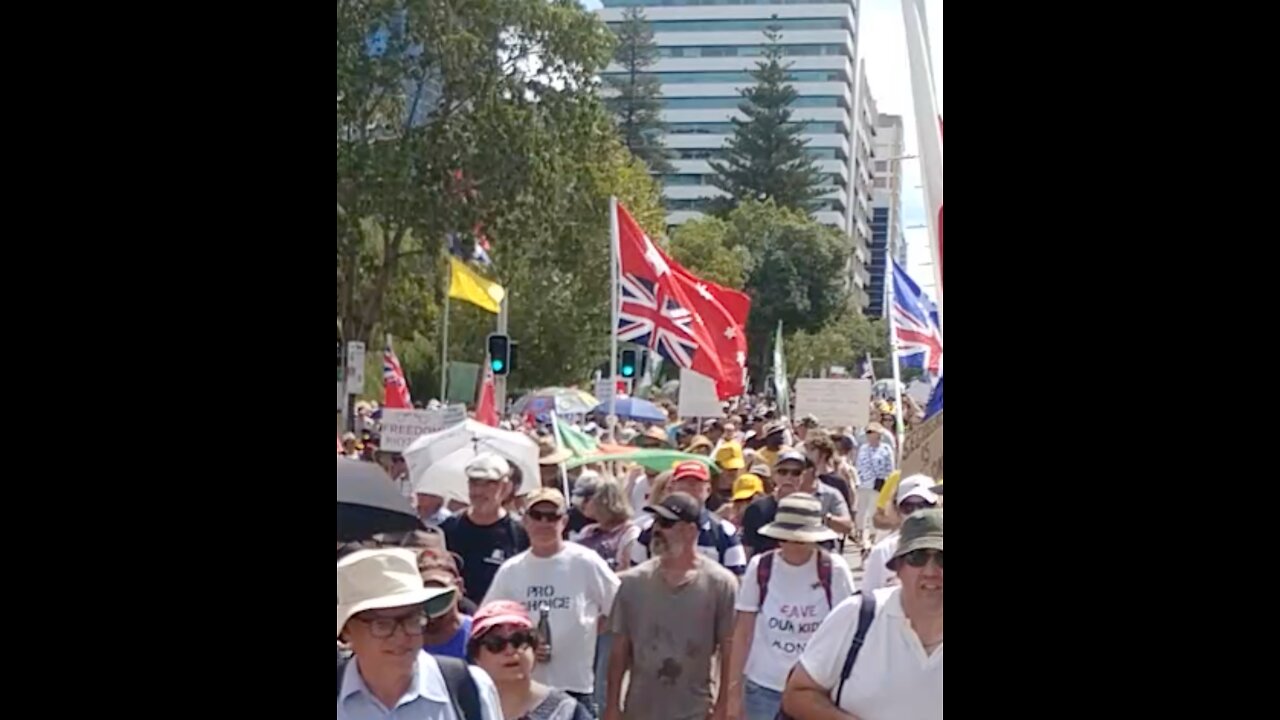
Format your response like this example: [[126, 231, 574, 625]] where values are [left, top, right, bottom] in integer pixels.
[[403, 420, 539, 504]]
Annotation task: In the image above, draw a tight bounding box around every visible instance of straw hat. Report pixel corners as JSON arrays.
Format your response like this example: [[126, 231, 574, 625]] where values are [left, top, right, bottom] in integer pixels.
[[537, 438, 572, 466], [336, 548, 456, 637], [758, 493, 838, 543]]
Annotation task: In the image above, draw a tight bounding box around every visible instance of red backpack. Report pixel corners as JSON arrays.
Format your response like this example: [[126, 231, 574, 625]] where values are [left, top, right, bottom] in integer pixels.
[[756, 549, 833, 609]]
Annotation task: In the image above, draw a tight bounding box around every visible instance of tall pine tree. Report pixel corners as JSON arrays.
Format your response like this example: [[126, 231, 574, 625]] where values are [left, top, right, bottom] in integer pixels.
[[604, 7, 673, 175], [709, 24, 825, 213]]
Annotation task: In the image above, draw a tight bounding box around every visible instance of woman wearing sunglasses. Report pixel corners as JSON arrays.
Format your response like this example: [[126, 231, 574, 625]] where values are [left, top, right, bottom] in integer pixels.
[[468, 600, 593, 720]]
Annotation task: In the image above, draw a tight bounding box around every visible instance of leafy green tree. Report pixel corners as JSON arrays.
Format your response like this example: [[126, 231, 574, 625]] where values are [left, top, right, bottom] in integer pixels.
[[666, 217, 750, 289], [708, 24, 825, 214], [337, 0, 616, 347], [603, 7, 673, 174]]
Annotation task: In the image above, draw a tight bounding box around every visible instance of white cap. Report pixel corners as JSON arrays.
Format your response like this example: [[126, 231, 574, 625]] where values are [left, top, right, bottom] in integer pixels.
[[465, 452, 511, 481], [896, 474, 940, 505]]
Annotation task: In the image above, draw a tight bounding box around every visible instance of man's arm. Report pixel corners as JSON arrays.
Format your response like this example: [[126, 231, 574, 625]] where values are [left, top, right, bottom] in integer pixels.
[[825, 512, 855, 536], [605, 632, 631, 720], [781, 663, 857, 720], [714, 632, 735, 720], [725, 612, 756, 719]]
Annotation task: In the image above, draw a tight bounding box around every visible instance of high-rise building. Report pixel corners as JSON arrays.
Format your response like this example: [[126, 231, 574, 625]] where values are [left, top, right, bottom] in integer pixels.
[[598, 0, 876, 308], [867, 114, 907, 318]]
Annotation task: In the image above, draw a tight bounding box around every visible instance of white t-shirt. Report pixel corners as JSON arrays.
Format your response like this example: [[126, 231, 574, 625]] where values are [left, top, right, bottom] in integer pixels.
[[860, 532, 900, 592], [736, 551, 856, 691], [483, 542, 621, 694], [799, 587, 943, 720]]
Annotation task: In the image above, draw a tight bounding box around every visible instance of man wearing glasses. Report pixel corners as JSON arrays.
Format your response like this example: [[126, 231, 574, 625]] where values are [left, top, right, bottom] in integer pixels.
[[741, 450, 852, 560], [483, 487, 620, 716], [337, 548, 504, 719]]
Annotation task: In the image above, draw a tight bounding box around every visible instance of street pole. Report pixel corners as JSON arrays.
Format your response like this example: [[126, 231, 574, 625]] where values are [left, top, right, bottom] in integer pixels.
[[441, 276, 450, 403], [496, 293, 508, 418]]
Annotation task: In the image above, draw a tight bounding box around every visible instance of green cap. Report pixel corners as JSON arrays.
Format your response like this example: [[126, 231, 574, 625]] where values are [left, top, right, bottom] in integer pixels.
[[888, 508, 943, 567]]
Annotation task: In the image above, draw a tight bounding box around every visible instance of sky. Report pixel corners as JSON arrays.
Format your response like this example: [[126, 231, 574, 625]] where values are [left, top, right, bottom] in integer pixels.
[[581, 0, 943, 300]]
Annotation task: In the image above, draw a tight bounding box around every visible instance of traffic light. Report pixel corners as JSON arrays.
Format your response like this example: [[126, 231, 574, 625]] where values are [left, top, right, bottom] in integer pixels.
[[620, 349, 638, 378], [487, 333, 510, 375], [508, 341, 519, 374]]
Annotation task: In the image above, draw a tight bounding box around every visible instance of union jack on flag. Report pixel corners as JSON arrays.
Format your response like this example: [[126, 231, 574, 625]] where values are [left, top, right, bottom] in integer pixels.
[[383, 344, 413, 409], [892, 260, 943, 380], [616, 273, 699, 369]]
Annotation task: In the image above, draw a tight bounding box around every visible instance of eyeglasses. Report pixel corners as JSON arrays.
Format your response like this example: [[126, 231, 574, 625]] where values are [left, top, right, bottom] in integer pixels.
[[478, 630, 537, 654], [526, 508, 564, 523], [355, 612, 429, 638], [897, 501, 932, 515], [901, 549, 943, 568], [774, 467, 803, 477]]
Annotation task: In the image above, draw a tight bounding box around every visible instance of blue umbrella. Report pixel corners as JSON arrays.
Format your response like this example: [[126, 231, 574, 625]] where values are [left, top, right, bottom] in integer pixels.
[[590, 396, 666, 422]]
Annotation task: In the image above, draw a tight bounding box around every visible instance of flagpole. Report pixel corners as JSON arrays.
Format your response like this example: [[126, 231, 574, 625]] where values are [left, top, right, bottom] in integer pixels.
[[608, 196, 620, 441], [441, 273, 451, 402], [887, 264, 906, 456]]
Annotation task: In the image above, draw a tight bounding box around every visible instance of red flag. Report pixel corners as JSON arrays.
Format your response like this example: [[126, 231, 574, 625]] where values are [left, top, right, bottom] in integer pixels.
[[383, 342, 413, 409], [615, 203, 748, 399], [475, 371, 499, 427]]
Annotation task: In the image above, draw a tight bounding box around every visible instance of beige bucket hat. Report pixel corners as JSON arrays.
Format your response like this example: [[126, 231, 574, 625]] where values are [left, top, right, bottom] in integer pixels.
[[337, 548, 455, 637]]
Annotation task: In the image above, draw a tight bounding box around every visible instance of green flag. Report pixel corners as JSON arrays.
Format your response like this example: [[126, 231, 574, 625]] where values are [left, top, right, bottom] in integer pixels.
[[555, 417, 598, 457]]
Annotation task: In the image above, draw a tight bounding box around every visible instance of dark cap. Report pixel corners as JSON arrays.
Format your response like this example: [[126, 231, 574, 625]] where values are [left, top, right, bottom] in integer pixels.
[[645, 491, 702, 524]]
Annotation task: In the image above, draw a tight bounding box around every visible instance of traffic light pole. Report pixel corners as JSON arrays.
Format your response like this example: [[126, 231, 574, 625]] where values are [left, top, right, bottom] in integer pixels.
[[496, 293, 508, 417]]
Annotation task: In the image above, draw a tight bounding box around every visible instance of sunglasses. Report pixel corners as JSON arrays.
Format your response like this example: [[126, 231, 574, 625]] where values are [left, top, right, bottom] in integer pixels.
[[774, 467, 803, 477], [526, 508, 564, 523], [478, 630, 537, 654], [901, 549, 943, 568], [655, 516, 686, 529], [897, 501, 932, 515]]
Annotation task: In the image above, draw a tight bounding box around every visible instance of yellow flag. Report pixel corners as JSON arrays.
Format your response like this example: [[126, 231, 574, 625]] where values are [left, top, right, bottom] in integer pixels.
[[448, 256, 504, 314]]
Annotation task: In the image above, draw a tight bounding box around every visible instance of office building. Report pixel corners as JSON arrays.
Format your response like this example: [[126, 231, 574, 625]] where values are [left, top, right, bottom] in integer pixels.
[[867, 113, 907, 318], [598, 0, 876, 307]]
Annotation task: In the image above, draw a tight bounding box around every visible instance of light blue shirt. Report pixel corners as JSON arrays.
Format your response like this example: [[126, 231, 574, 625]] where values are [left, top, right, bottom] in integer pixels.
[[337, 651, 503, 720], [855, 443, 896, 490]]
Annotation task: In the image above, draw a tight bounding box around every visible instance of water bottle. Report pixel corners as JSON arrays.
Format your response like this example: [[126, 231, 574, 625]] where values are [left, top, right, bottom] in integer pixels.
[[537, 604, 553, 661]]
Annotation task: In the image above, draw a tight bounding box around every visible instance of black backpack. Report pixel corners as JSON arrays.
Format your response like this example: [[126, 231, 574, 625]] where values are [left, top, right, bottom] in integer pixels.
[[337, 652, 481, 719]]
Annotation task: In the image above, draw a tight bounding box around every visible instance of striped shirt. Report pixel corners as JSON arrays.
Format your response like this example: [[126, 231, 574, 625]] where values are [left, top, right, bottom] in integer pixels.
[[631, 509, 747, 575]]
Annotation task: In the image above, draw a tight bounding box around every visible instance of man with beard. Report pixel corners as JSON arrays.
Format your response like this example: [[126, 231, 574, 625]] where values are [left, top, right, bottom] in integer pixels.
[[605, 492, 738, 720]]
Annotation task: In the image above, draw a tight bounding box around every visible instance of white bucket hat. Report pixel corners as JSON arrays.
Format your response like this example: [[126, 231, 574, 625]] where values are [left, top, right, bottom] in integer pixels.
[[758, 492, 839, 543], [337, 548, 455, 637]]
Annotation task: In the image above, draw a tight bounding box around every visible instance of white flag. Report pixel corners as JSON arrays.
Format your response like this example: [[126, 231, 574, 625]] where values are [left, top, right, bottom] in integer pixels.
[[902, 0, 944, 326]]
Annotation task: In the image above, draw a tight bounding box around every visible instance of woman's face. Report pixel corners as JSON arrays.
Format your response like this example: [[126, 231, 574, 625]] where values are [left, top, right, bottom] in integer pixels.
[[474, 623, 536, 684]]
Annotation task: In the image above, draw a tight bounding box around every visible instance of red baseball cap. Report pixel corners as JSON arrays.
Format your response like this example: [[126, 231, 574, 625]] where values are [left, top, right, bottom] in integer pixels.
[[471, 600, 533, 640], [672, 460, 710, 483]]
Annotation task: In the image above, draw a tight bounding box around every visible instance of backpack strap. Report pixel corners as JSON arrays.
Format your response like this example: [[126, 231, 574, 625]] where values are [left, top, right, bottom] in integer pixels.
[[436, 655, 482, 720], [756, 550, 776, 609], [816, 550, 833, 609], [336, 654, 348, 699], [834, 591, 878, 707]]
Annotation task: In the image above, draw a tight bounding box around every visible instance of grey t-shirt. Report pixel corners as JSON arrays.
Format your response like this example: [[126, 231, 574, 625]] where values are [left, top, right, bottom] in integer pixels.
[[610, 557, 738, 720]]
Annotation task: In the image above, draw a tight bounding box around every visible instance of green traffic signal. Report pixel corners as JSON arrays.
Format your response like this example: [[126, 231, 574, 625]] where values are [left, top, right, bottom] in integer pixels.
[[491, 358, 505, 373], [620, 349, 637, 378]]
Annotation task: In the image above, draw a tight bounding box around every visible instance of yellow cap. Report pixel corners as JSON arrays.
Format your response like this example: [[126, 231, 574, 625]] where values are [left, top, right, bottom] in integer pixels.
[[731, 473, 765, 501], [713, 441, 745, 470]]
